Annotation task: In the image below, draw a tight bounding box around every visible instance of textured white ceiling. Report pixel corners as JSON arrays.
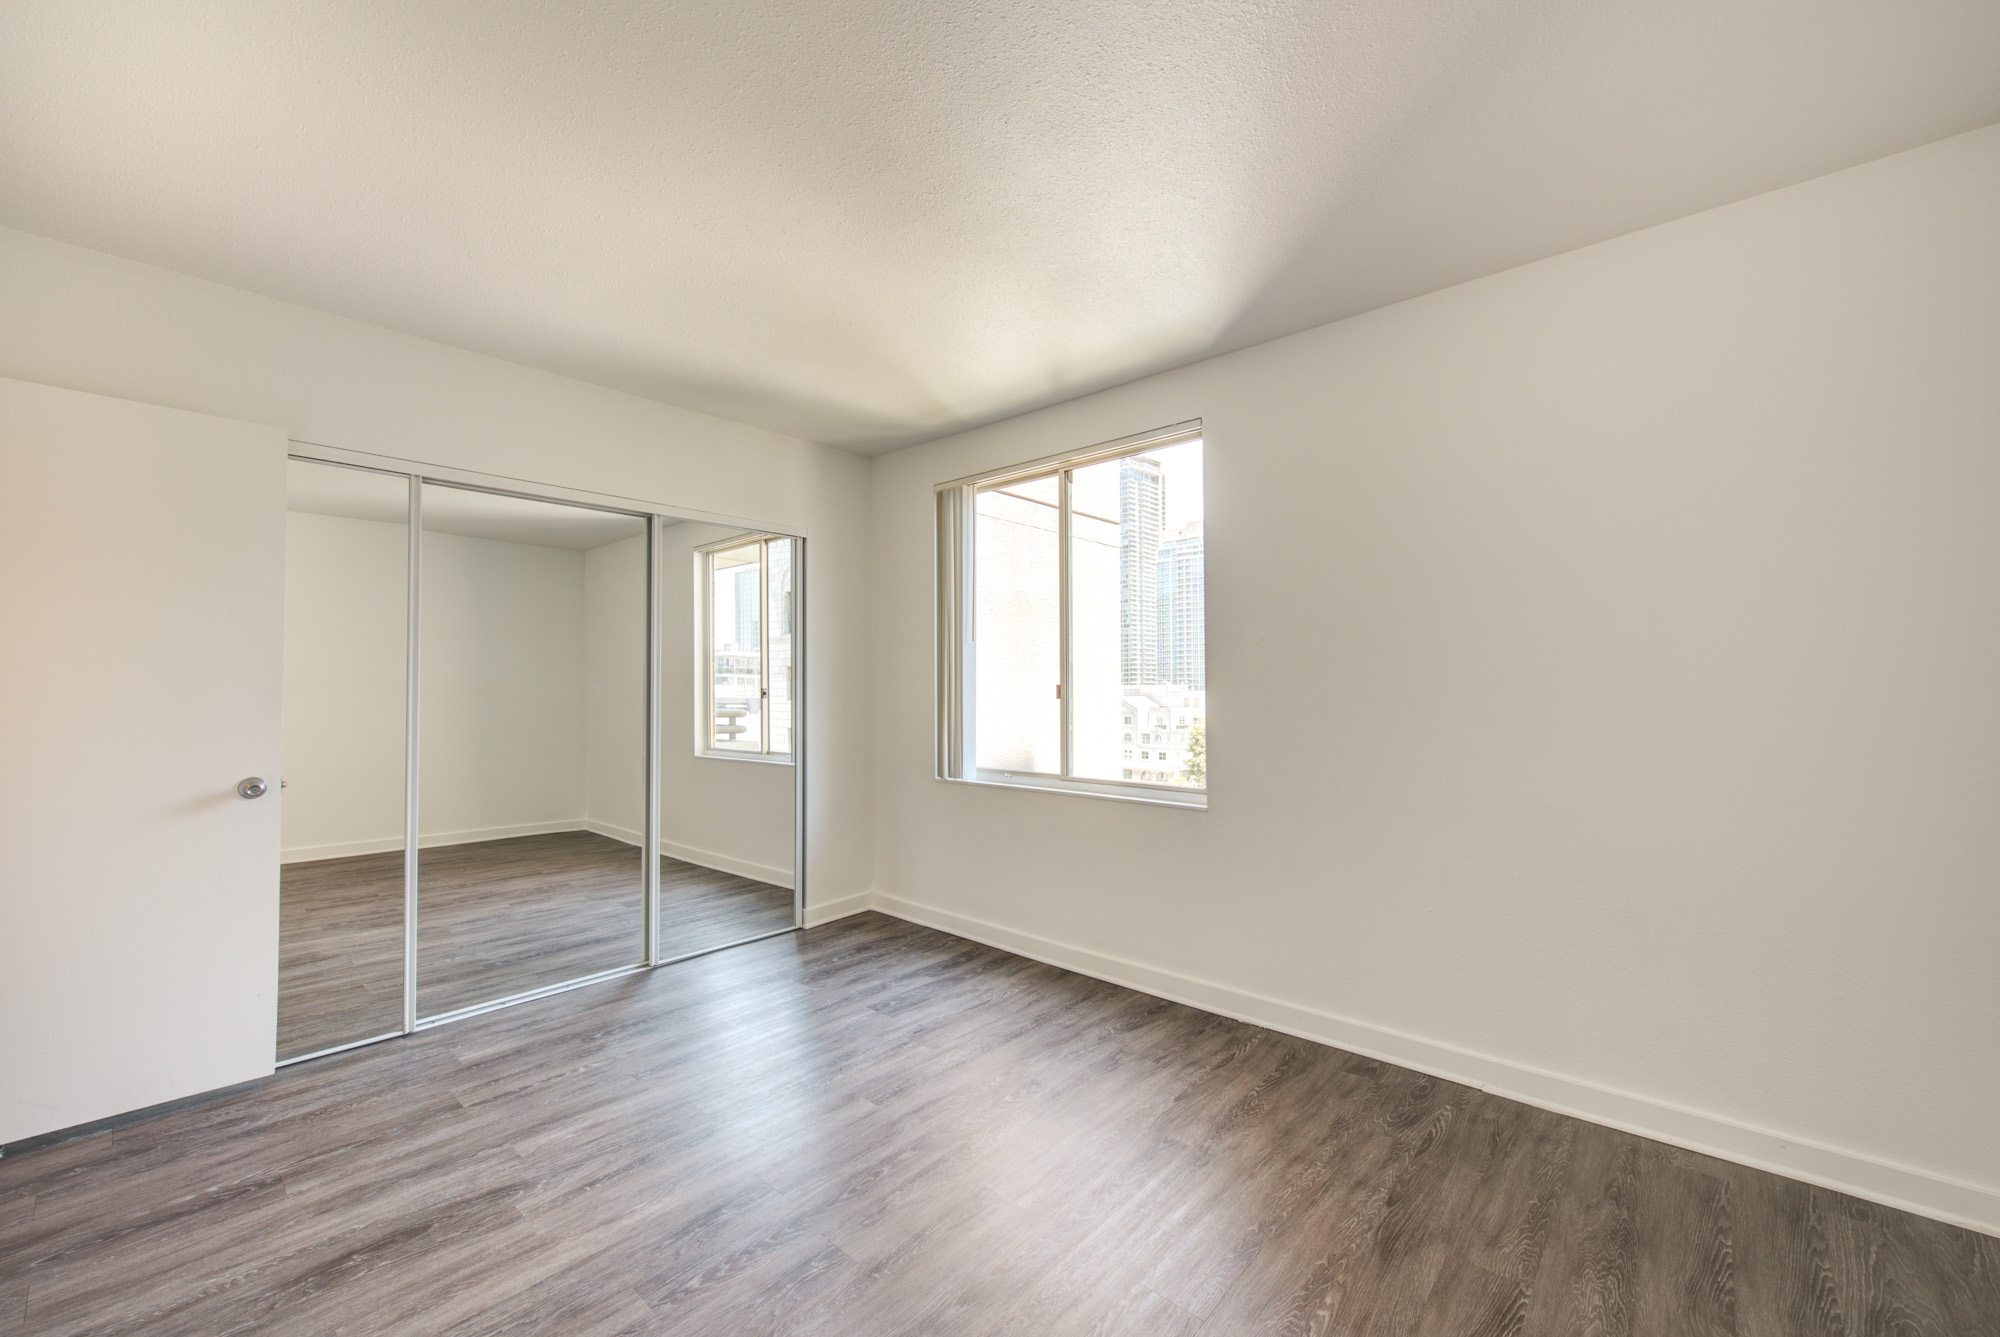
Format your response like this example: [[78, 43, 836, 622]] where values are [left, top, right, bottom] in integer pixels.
[[5, 3, 1998, 454]]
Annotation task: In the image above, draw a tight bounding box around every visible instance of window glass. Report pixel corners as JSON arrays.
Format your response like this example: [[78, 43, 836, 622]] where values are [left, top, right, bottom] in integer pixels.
[[974, 475, 1060, 773], [946, 430, 1203, 799], [1067, 439, 1203, 788]]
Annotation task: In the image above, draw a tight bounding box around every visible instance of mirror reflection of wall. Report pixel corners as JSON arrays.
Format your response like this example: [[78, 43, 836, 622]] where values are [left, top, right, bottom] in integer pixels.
[[661, 525, 797, 958]]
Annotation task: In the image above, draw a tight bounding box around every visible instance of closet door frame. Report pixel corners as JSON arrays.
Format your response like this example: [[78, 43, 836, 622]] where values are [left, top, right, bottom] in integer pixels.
[[278, 442, 807, 1064]]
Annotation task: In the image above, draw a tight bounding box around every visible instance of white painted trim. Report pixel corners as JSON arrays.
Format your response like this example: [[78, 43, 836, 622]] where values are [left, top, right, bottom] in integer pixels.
[[280, 819, 587, 863], [803, 891, 875, 927], [582, 820, 795, 891], [871, 892, 2000, 1239]]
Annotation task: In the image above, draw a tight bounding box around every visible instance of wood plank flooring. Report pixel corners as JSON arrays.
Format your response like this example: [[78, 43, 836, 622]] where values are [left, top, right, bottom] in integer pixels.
[[8, 912, 1995, 1335], [279, 831, 793, 1058]]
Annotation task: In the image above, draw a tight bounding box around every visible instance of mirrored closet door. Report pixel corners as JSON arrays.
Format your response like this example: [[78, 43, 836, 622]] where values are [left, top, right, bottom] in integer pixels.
[[278, 461, 412, 1062], [276, 459, 804, 1064], [414, 483, 651, 1021]]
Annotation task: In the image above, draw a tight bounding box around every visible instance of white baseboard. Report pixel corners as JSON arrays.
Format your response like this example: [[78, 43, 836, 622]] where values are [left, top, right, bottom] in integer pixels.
[[870, 893, 2000, 1239], [281, 820, 588, 863], [582, 820, 795, 891], [803, 891, 874, 927]]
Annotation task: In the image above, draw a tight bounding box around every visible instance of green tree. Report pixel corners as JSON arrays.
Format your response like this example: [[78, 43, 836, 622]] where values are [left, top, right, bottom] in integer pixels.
[[1181, 720, 1205, 787]]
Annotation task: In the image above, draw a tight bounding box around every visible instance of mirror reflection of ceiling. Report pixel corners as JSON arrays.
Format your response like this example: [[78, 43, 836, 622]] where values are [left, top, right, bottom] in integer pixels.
[[4, 4, 1995, 453], [286, 462, 654, 551]]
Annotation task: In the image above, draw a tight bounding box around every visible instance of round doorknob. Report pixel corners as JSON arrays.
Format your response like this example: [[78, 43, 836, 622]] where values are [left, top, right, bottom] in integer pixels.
[[237, 777, 269, 799]]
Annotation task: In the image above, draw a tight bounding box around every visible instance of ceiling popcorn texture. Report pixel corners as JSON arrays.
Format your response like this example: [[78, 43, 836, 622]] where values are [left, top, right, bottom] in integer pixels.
[[4, 2, 1998, 453]]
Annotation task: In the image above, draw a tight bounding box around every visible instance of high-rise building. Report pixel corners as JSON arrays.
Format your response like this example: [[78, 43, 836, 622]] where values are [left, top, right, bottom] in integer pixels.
[[1155, 522, 1204, 690], [1118, 456, 1163, 685]]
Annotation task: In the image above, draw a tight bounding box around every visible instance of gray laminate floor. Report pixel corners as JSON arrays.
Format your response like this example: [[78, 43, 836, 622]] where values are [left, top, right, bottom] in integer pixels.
[[5, 913, 1995, 1335], [278, 830, 794, 1059]]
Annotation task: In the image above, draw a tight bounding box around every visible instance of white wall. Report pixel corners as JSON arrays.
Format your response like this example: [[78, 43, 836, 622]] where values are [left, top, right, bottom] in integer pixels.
[[868, 123, 2000, 1232], [0, 225, 873, 914]]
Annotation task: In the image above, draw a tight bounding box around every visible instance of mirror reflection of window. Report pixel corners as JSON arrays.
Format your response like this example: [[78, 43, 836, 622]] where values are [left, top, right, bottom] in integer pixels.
[[709, 542, 763, 751], [766, 538, 793, 756], [703, 536, 794, 759]]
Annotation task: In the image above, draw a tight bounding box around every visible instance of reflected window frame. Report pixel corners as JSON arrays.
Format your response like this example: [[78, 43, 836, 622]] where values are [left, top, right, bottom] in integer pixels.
[[934, 421, 1207, 810], [696, 533, 796, 764]]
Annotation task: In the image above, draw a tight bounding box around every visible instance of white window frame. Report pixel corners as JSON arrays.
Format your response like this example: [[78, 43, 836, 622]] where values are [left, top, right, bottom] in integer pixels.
[[697, 533, 795, 764], [936, 420, 1205, 808]]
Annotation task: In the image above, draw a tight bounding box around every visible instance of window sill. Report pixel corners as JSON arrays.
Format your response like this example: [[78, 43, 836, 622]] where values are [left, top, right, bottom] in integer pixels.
[[697, 750, 795, 766], [948, 770, 1207, 809]]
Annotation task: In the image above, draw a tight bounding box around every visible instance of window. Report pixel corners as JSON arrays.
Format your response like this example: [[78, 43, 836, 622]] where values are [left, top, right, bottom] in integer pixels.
[[936, 422, 1205, 805], [700, 535, 794, 760]]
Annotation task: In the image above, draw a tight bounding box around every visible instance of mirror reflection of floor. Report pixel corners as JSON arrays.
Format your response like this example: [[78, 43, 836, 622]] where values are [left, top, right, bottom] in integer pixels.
[[276, 831, 793, 1061]]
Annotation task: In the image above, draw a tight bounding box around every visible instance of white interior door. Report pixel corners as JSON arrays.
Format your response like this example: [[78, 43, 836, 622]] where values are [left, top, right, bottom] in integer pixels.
[[0, 377, 286, 1144]]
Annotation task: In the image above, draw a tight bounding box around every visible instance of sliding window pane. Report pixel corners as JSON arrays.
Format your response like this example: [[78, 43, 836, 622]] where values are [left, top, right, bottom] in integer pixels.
[[974, 474, 1061, 774], [1067, 440, 1204, 787]]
